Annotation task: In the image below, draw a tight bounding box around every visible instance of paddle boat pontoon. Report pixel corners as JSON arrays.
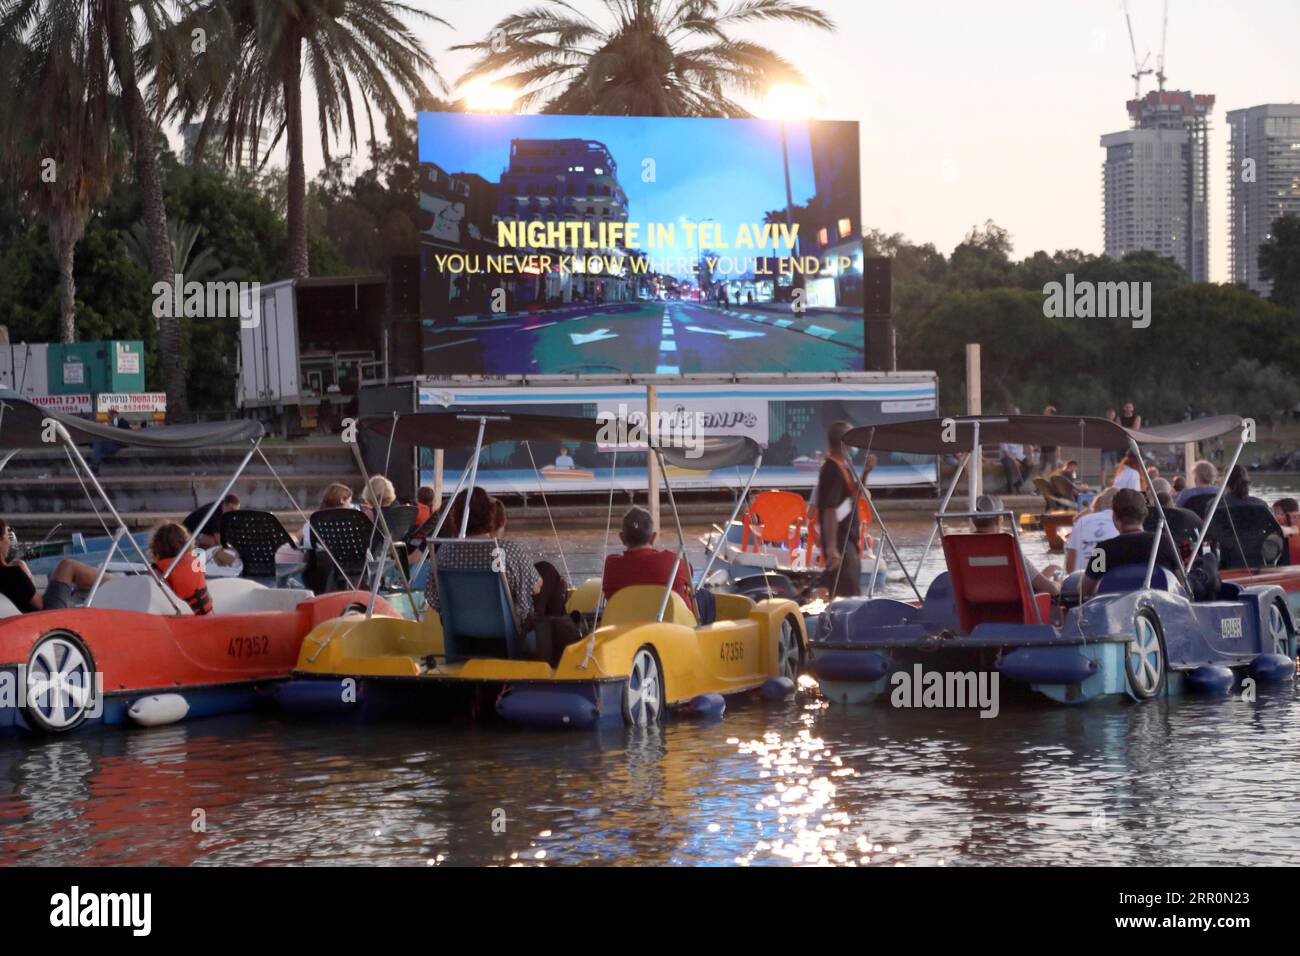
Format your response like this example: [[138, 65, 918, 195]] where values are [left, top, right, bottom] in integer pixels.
[[281, 411, 808, 728], [0, 392, 390, 735], [810, 414, 1297, 705]]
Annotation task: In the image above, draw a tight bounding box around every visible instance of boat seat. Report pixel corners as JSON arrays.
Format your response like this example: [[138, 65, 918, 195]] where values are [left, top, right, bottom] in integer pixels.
[[206, 577, 313, 614], [916, 572, 961, 632], [742, 490, 807, 554], [941, 532, 1045, 633], [220, 510, 295, 581], [1094, 564, 1177, 596], [437, 566, 525, 661], [603, 585, 697, 627], [0, 593, 21, 618], [89, 575, 193, 616]]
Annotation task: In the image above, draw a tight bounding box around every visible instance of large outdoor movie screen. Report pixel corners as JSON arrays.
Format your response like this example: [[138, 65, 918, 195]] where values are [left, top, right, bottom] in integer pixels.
[[418, 112, 864, 376]]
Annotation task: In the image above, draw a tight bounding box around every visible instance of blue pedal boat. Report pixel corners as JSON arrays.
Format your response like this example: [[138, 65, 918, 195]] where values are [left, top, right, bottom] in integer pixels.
[[809, 413, 1298, 705]]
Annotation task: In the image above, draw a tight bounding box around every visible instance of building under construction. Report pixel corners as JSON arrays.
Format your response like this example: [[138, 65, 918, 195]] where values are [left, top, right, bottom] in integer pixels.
[[1101, 89, 1215, 283]]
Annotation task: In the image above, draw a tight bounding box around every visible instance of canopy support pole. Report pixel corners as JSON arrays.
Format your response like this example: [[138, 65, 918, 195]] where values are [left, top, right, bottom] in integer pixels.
[[54, 424, 186, 615], [349, 440, 415, 621], [1184, 439, 1244, 575], [697, 453, 763, 588], [914, 451, 969, 581], [655, 449, 693, 622], [163, 439, 260, 579], [850, 465, 923, 603], [85, 527, 126, 606], [1128, 438, 1192, 593], [459, 419, 488, 539]]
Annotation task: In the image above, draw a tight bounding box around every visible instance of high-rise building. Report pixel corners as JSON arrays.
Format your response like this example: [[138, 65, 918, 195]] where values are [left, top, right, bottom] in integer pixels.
[[1101, 90, 1215, 281], [1226, 103, 1300, 295], [182, 121, 270, 169]]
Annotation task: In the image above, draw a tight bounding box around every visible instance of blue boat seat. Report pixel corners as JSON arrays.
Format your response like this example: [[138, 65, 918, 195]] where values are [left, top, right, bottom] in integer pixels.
[[437, 567, 525, 661], [1094, 563, 1177, 596], [916, 572, 960, 632]]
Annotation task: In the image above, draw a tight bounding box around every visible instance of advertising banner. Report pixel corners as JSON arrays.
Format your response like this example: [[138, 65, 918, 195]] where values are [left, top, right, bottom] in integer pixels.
[[416, 378, 938, 494], [417, 112, 864, 377], [95, 393, 167, 417], [30, 394, 93, 415]]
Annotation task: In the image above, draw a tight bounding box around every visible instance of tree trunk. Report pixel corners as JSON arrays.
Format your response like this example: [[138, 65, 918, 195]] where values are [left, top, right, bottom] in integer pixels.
[[104, 0, 188, 416], [283, 34, 309, 279], [51, 221, 78, 344]]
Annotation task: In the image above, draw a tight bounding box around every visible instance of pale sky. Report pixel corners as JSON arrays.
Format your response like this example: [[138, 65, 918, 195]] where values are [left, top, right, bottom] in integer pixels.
[[276, 0, 1300, 283]]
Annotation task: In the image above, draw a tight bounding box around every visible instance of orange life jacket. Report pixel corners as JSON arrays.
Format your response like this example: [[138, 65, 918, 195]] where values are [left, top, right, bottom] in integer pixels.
[[153, 555, 213, 615]]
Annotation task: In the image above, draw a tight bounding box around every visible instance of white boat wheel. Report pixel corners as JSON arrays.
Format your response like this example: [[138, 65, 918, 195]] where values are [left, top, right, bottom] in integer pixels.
[[623, 646, 663, 726], [1127, 613, 1165, 699], [778, 617, 801, 681], [25, 632, 96, 733], [1268, 601, 1290, 656]]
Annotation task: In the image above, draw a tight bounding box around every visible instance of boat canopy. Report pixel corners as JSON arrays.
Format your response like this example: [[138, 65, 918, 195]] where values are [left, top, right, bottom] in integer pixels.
[[842, 414, 1244, 454], [361, 411, 604, 448], [0, 390, 264, 449], [658, 436, 761, 471]]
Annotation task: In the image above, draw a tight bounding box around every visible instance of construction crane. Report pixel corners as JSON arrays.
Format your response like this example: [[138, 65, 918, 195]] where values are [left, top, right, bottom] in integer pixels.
[[1155, 0, 1169, 91], [1123, 0, 1153, 100]]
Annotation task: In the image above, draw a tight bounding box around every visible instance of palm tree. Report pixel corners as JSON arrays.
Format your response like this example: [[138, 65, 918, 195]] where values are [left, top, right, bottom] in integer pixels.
[[1, 0, 190, 411], [0, 15, 120, 344], [456, 0, 834, 116], [161, 1, 447, 280]]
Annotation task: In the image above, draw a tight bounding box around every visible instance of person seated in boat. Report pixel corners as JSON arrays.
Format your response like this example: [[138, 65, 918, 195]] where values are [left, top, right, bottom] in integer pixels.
[[1065, 488, 1120, 574], [1143, 478, 1202, 561], [1171, 475, 1186, 495], [414, 485, 436, 530], [602, 506, 695, 613], [1224, 465, 1268, 509], [553, 447, 576, 470], [425, 488, 568, 631], [359, 475, 396, 521], [1110, 450, 1144, 491], [148, 521, 213, 615], [1175, 460, 1219, 509], [1080, 489, 1218, 601], [0, 518, 111, 612], [970, 495, 1061, 596], [182, 492, 241, 567], [300, 482, 355, 550], [1273, 498, 1299, 538]]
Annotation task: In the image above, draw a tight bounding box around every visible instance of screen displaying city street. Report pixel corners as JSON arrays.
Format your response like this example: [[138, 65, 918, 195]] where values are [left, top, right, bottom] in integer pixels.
[[417, 112, 864, 375]]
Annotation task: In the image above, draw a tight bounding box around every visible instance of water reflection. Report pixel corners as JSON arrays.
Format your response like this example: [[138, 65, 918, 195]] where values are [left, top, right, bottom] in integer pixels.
[[1, 506, 1299, 866]]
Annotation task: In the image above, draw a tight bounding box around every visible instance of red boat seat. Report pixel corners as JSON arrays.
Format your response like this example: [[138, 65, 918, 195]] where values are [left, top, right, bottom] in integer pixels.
[[941, 532, 1045, 633], [742, 490, 807, 554], [1289, 533, 1300, 566]]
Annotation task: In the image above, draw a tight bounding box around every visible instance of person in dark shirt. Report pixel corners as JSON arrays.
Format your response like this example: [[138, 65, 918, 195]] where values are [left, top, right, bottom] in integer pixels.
[[602, 506, 694, 612], [0, 518, 112, 612], [1083, 489, 1217, 600], [183, 492, 241, 549], [815, 420, 875, 598]]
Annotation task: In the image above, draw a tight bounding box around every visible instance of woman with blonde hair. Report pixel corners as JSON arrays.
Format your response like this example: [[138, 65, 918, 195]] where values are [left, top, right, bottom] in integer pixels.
[[360, 475, 396, 520]]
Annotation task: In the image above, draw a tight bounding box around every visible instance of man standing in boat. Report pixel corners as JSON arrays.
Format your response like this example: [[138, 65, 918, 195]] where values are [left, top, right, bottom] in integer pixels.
[[815, 420, 875, 598]]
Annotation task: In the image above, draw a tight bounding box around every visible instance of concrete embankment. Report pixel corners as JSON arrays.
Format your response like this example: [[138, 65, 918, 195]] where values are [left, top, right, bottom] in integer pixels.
[[1, 437, 1051, 535]]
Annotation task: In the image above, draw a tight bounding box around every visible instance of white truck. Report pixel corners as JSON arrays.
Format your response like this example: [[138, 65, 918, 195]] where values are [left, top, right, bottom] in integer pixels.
[[237, 275, 389, 435]]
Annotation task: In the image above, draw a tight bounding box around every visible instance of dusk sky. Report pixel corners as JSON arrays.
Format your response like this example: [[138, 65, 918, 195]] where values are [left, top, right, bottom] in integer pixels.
[[282, 0, 1300, 283]]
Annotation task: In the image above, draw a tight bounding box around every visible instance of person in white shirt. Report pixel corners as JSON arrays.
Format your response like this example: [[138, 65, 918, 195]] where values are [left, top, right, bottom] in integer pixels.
[[553, 447, 576, 469], [999, 441, 1029, 493], [1111, 450, 1144, 491], [1065, 487, 1120, 573]]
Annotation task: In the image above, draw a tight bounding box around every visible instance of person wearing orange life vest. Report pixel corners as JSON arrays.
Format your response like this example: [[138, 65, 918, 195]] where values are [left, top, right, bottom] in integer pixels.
[[148, 522, 213, 615], [814, 420, 876, 598]]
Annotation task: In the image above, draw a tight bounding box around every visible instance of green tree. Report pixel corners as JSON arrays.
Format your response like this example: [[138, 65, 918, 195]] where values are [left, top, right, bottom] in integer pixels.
[[457, 0, 834, 116], [1259, 212, 1300, 311], [0, 27, 120, 344], [1, 0, 190, 410], [164, 0, 445, 280]]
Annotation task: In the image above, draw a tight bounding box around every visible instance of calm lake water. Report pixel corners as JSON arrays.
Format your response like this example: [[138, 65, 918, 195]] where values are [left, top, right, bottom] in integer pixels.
[[3, 481, 1299, 866]]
